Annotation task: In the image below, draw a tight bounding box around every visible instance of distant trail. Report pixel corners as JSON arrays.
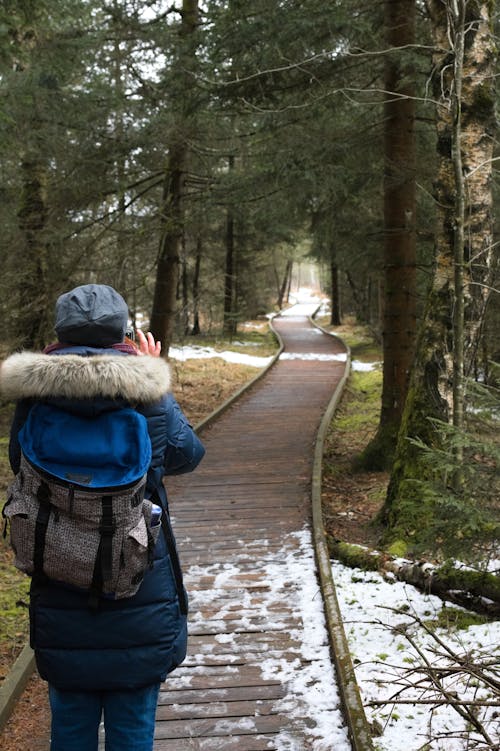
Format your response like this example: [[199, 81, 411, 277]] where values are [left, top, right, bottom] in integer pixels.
[[156, 306, 353, 750]]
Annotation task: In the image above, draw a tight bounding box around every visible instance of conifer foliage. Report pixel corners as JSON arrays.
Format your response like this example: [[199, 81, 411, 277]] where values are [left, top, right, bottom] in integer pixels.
[[0, 0, 498, 556]]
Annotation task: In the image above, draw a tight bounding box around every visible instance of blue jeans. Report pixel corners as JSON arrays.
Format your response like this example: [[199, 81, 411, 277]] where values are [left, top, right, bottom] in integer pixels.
[[48, 683, 161, 751]]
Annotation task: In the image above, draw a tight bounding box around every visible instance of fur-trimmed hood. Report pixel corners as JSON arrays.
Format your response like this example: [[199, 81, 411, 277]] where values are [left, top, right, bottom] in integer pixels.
[[0, 352, 171, 405]]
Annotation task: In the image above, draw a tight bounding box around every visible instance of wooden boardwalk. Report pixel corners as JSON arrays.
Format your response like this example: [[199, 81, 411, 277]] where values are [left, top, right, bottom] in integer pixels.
[[157, 307, 351, 750]]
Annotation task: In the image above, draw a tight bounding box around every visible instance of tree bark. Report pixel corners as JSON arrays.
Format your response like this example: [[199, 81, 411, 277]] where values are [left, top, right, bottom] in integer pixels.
[[277, 259, 293, 310], [363, 0, 417, 468], [191, 237, 202, 336], [181, 248, 189, 336], [450, 0, 466, 478], [381, 0, 497, 540], [149, 0, 199, 353], [17, 157, 50, 349], [150, 144, 185, 351], [223, 155, 237, 337], [330, 260, 341, 326]]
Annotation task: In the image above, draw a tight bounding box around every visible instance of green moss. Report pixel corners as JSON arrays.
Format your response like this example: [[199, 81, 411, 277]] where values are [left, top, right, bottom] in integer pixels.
[[436, 561, 500, 603], [350, 340, 382, 362], [356, 423, 398, 471], [334, 371, 382, 434], [335, 411, 374, 432], [425, 606, 490, 631], [0, 553, 30, 648], [314, 317, 382, 362], [327, 538, 381, 571], [386, 539, 408, 558]]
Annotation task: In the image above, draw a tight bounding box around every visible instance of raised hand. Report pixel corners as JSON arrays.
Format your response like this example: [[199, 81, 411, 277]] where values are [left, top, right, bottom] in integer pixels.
[[136, 329, 162, 357]]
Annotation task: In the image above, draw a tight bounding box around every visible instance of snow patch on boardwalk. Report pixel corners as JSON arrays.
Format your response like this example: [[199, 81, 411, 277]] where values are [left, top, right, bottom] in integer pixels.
[[183, 528, 351, 751]]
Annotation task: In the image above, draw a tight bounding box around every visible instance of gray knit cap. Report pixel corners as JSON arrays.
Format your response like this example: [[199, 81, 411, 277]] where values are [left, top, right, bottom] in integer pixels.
[[54, 284, 128, 346]]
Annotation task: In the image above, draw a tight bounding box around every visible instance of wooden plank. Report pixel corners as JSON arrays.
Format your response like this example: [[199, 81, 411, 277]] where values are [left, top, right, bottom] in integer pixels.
[[157, 698, 278, 721], [164, 672, 284, 691], [185, 634, 302, 656], [153, 735, 279, 750], [159, 685, 284, 705], [181, 650, 303, 669], [154, 714, 285, 739], [187, 621, 296, 637], [0, 646, 36, 733]]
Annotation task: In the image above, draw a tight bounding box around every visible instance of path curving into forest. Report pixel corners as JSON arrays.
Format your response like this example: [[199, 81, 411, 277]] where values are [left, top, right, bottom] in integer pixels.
[[156, 304, 358, 750]]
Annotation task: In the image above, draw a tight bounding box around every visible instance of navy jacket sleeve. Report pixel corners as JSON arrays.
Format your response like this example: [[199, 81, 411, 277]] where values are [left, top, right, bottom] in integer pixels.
[[162, 395, 205, 475], [141, 393, 205, 477]]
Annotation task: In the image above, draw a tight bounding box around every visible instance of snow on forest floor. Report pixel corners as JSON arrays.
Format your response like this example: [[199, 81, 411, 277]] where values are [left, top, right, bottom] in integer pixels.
[[333, 563, 499, 750], [169, 291, 380, 372], [170, 345, 378, 370], [169, 338, 378, 372]]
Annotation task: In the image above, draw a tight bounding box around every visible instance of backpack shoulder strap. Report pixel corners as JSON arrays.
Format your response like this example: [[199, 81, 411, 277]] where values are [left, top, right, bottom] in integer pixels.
[[151, 489, 188, 616]]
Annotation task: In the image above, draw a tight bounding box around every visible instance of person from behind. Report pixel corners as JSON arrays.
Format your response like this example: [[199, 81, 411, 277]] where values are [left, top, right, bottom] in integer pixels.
[[1, 284, 205, 751]]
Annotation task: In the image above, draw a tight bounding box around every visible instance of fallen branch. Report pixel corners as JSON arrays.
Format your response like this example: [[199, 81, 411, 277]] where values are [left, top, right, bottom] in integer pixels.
[[367, 698, 499, 707], [327, 537, 500, 616], [362, 608, 499, 749]]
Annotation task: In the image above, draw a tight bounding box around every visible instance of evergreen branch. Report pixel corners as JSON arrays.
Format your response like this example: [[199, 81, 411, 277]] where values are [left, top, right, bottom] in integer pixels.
[[66, 174, 164, 240], [196, 43, 437, 88]]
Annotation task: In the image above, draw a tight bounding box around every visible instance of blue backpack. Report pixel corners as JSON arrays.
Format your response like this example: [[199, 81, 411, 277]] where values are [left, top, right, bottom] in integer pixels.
[[3, 402, 162, 605]]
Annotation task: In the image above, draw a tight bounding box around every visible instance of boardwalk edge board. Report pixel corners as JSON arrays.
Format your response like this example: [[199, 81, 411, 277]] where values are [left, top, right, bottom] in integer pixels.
[[0, 644, 36, 733], [310, 312, 375, 751], [195, 315, 284, 434]]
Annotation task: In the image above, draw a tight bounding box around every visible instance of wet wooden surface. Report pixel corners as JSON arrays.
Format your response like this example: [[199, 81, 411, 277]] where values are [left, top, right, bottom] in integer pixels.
[[156, 310, 350, 750]]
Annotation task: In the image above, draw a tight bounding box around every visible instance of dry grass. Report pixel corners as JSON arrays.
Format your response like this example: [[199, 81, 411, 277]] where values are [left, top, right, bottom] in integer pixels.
[[171, 358, 262, 426]]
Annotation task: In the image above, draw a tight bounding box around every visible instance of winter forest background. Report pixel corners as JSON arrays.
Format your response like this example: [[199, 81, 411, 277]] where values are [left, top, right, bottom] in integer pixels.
[[0, 0, 498, 561]]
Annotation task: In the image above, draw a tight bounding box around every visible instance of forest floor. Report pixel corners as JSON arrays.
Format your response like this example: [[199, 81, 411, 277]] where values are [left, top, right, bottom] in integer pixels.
[[0, 316, 396, 749]]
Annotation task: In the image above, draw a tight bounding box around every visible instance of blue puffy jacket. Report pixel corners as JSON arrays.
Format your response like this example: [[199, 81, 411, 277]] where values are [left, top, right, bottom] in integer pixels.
[[3, 345, 205, 691]]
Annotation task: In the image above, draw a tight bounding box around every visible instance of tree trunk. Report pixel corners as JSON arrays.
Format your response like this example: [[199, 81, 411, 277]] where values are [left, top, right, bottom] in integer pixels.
[[362, 0, 417, 469], [285, 263, 293, 304], [191, 237, 202, 336], [277, 259, 292, 310], [223, 155, 237, 337], [330, 260, 341, 326], [150, 146, 185, 351], [17, 157, 50, 349], [149, 0, 199, 354], [380, 0, 497, 541], [450, 0, 466, 480], [328, 538, 500, 617], [181, 251, 190, 336], [345, 270, 369, 323], [223, 201, 236, 337]]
